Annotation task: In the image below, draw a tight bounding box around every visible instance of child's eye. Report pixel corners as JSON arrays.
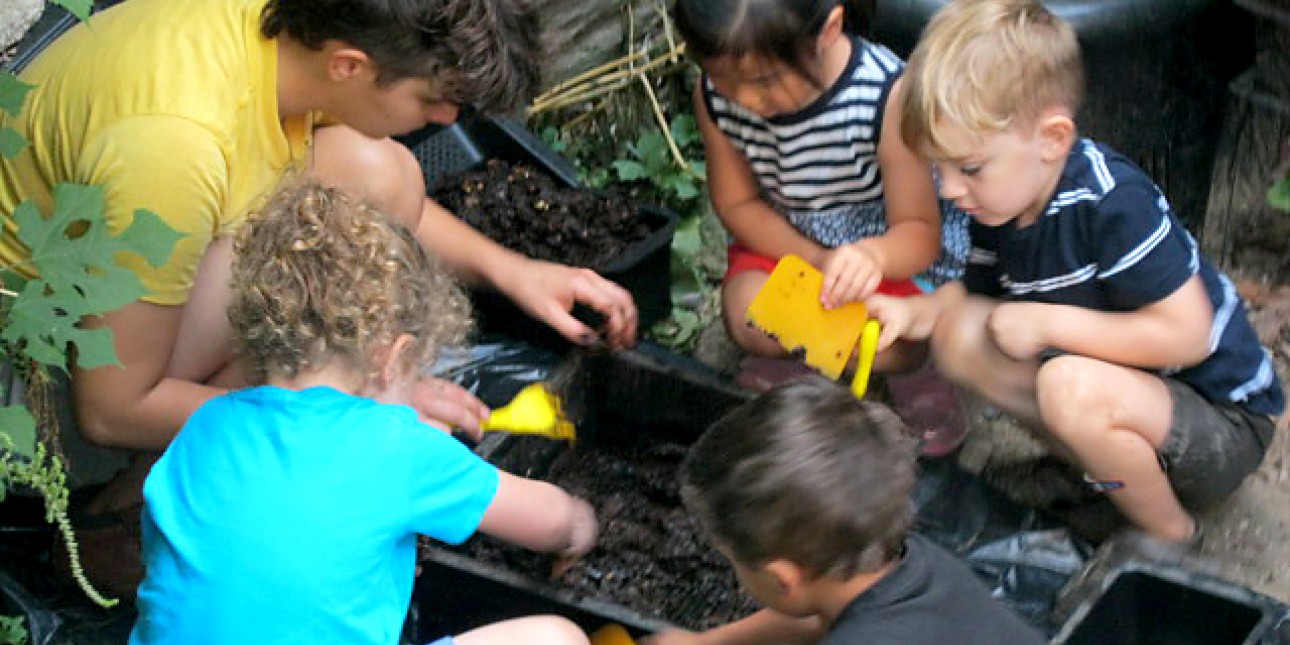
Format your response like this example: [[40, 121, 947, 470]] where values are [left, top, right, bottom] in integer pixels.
[[960, 164, 982, 176]]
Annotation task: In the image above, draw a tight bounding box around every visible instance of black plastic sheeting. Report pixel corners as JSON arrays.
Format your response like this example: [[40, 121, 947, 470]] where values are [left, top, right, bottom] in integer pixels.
[[434, 334, 1095, 638]]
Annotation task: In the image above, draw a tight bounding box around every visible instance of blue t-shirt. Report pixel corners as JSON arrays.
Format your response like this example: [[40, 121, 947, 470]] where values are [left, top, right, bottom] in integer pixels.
[[130, 386, 500, 645], [963, 139, 1284, 417]]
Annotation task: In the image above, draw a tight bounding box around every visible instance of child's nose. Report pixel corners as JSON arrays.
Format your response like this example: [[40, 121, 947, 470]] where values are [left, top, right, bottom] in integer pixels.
[[425, 103, 460, 126], [938, 170, 966, 200]]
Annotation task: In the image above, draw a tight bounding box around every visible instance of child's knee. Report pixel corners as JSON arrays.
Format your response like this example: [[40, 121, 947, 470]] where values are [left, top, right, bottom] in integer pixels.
[[929, 301, 988, 379], [1035, 356, 1120, 435], [525, 616, 590, 645]]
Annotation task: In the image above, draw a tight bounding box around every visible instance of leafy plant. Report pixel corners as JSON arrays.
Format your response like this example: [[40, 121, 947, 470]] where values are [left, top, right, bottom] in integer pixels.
[[0, 614, 27, 645], [1, 0, 183, 609], [1269, 177, 1290, 213]]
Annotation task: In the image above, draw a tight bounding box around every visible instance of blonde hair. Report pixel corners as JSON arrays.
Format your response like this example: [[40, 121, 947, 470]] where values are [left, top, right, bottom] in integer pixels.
[[900, 0, 1083, 158], [230, 181, 472, 385]]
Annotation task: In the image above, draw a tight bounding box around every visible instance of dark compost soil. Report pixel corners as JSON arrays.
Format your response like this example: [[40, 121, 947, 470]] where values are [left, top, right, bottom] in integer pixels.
[[432, 159, 652, 269], [449, 436, 760, 631]]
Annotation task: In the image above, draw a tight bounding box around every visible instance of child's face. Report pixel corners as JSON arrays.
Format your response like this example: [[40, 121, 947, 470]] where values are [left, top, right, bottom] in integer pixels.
[[705, 54, 821, 119], [722, 547, 814, 618], [928, 120, 1061, 228], [331, 75, 461, 139]]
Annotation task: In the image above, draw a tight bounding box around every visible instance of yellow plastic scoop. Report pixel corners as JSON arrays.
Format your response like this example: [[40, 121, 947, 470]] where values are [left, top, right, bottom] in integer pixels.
[[746, 254, 882, 398], [589, 624, 636, 645], [479, 383, 577, 441]]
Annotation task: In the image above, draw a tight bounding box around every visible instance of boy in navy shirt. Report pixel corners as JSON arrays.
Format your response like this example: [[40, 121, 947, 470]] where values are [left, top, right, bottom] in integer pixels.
[[867, 0, 1283, 543]]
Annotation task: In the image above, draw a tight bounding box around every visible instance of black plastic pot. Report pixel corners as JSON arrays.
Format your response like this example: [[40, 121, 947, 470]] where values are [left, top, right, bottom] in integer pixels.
[[1050, 531, 1290, 644], [400, 117, 678, 348], [871, 0, 1254, 229]]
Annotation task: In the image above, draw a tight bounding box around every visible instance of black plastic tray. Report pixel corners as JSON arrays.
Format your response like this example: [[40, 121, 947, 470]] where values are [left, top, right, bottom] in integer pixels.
[[410, 345, 754, 641], [400, 117, 678, 345], [1050, 532, 1290, 644]]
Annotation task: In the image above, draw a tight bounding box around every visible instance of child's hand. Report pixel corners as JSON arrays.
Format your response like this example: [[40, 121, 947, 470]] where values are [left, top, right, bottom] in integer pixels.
[[821, 241, 885, 308], [551, 496, 598, 577], [640, 630, 705, 645], [988, 302, 1052, 360], [865, 294, 916, 351], [412, 377, 491, 439]]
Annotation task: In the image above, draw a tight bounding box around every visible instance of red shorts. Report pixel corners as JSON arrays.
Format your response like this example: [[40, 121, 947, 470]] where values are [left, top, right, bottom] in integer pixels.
[[724, 243, 923, 297]]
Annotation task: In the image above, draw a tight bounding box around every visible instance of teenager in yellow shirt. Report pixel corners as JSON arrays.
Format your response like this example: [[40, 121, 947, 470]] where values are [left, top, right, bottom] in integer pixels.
[[0, 0, 637, 595]]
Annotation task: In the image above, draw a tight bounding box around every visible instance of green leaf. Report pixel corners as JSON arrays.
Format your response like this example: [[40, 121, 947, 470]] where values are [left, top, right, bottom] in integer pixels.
[[0, 72, 35, 118], [1269, 178, 1290, 213], [116, 209, 186, 268], [5, 185, 182, 370], [0, 405, 37, 460], [0, 613, 29, 645], [0, 127, 27, 159], [613, 160, 648, 182], [52, 0, 93, 21]]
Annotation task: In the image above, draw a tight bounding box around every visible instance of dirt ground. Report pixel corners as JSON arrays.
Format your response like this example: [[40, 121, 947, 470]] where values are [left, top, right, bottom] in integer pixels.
[[693, 278, 1290, 604]]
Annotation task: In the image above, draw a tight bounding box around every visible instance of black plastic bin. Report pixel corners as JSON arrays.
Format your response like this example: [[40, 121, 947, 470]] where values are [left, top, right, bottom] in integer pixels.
[[399, 117, 678, 346], [1050, 533, 1290, 645], [409, 345, 754, 642]]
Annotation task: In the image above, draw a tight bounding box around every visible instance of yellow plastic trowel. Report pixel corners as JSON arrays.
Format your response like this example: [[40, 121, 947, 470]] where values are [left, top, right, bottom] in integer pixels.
[[589, 624, 637, 645], [479, 382, 577, 441], [745, 254, 882, 398]]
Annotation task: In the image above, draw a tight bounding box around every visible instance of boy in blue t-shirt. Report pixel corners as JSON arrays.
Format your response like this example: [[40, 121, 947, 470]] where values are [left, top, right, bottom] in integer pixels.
[[130, 182, 597, 645], [867, 0, 1283, 544]]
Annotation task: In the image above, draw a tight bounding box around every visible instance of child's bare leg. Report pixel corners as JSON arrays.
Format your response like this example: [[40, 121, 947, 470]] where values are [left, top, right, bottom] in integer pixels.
[[1036, 356, 1194, 542], [930, 296, 1043, 426], [454, 615, 589, 645], [723, 271, 790, 357]]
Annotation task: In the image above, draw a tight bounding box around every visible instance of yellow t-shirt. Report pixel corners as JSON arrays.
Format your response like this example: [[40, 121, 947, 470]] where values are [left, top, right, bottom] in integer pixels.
[[0, 0, 313, 305]]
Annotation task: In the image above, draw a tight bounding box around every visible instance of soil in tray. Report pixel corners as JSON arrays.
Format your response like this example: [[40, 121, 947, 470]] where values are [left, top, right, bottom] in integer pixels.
[[431, 159, 652, 269], [450, 436, 760, 631]]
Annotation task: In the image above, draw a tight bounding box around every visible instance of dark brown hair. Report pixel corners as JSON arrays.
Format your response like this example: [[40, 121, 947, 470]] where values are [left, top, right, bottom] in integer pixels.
[[261, 0, 541, 113], [682, 377, 917, 578], [672, 0, 875, 86]]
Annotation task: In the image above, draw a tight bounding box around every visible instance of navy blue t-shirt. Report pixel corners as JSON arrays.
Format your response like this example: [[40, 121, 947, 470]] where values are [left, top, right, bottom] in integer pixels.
[[963, 139, 1283, 417]]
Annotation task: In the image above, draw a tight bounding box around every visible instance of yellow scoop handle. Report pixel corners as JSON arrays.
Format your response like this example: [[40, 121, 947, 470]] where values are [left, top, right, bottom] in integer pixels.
[[589, 624, 636, 645], [849, 319, 882, 399], [479, 383, 576, 441]]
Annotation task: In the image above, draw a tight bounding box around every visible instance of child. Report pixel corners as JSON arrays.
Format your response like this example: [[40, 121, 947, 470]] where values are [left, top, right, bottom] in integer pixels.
[[129, 182, 598, 645], [869, 0, 1284, 543], [672, 0, 969, 371], [643, 379, 1046, 645]]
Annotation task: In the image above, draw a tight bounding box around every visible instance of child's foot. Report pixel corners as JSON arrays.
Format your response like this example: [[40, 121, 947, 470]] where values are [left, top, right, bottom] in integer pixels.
[[734, 356, 818, 393], [886, 362, 969, 458]]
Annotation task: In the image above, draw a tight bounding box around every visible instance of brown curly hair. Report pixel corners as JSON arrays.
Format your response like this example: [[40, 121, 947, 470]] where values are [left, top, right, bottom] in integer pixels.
[[230, 181, 472, 385], [260, 0, 541, 113]]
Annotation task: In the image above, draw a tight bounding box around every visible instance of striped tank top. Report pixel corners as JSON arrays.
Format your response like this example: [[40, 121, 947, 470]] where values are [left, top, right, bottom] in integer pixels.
[[702, 37, 967, 285]]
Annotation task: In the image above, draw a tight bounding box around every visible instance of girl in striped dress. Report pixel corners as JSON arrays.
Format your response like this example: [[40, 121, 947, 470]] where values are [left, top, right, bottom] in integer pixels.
[[675, 0, 970, 456], [674, 0, 971, 455]]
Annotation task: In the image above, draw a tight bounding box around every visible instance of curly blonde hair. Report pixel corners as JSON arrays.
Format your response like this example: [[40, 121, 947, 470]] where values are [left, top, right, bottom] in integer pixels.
[[230, 181, 472, 385], [900, 0, 1083, 158]]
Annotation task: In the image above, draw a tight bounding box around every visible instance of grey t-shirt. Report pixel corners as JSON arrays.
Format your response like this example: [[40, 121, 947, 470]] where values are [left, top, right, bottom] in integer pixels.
[[822, 534, 1047, 645]]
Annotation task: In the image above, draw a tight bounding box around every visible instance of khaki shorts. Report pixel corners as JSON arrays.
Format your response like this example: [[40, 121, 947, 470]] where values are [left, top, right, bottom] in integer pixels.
[[1159, 378, 1277, 510]]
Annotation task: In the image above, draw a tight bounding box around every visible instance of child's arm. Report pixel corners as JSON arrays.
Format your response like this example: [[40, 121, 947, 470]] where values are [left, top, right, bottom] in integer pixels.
[[823, 78, 942, 308], [867, 281, 968, 351], [477, 471, 598, 557], [642, 609, 824, 645], [693, 85, 826, 265], [989, 274, 1214, 368]]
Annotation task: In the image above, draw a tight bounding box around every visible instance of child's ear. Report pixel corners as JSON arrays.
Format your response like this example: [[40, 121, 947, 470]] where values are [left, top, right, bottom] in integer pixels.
[[1036, 110, 1077, 163], [764, 558, 811, 599], [326, 45, 373, 82], [375, 334, 417, 385], [818, 5, 847, 52]]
